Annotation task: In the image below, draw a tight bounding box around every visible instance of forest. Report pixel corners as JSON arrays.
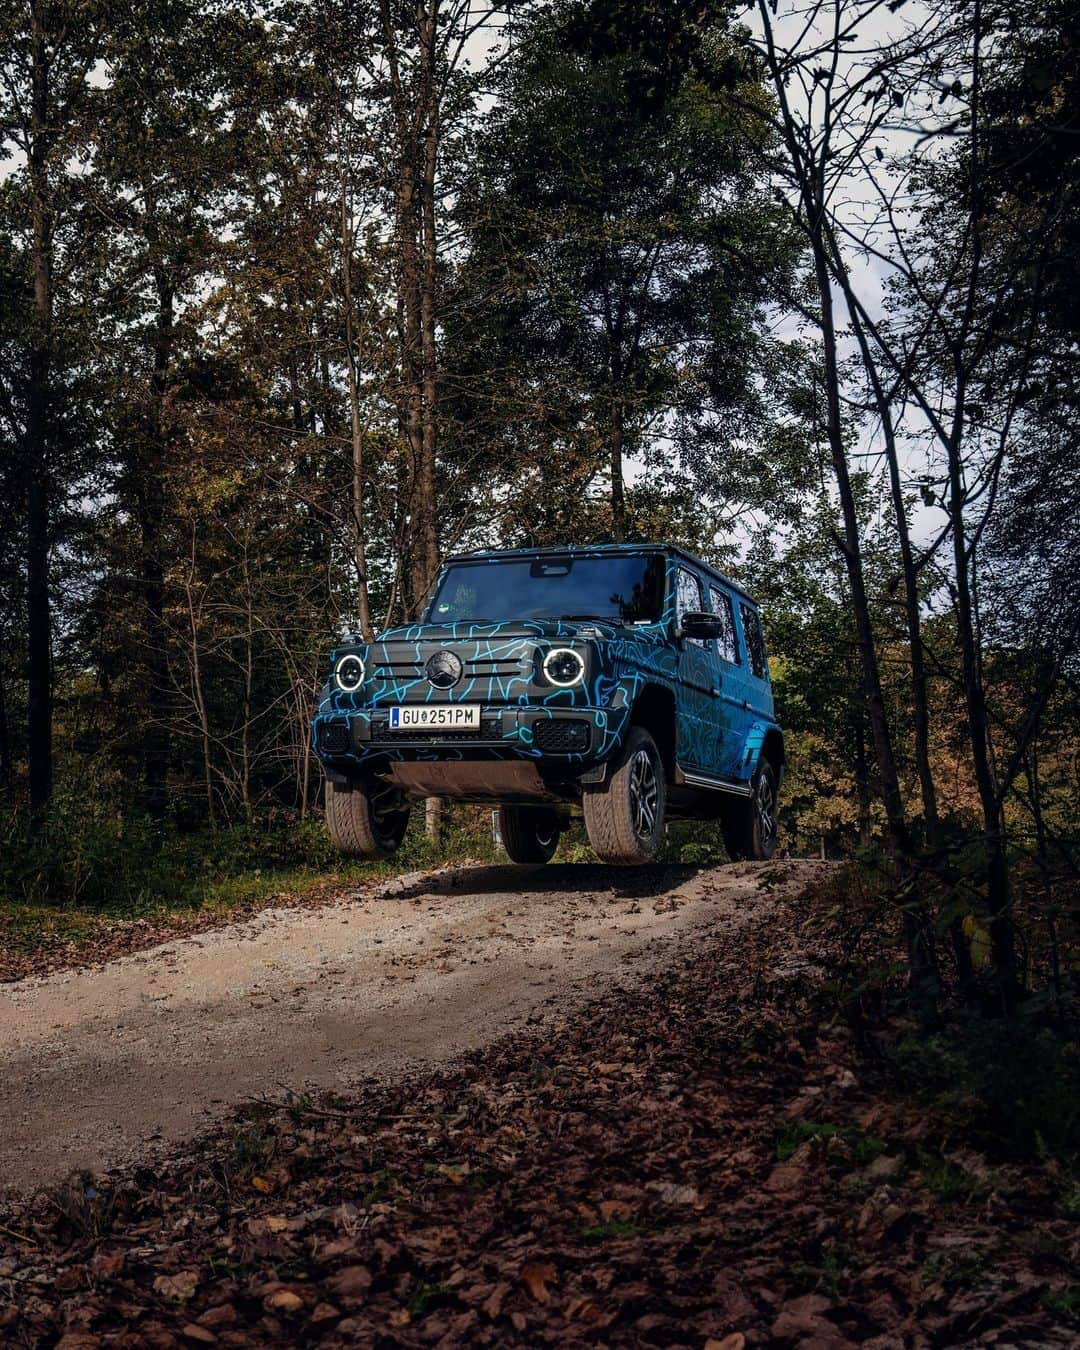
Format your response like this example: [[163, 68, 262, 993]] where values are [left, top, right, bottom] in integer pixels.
[[1, 0, 1078, 1020], [2, 2, 1080, 1344]]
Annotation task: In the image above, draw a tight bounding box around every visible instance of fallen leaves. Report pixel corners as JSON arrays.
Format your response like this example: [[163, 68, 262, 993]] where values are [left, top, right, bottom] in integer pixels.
[[152, 1270, 199, 1303], [263, 1288, 304, 1315], [324, 1264, 372, 1303], [519, 1260, 557, 1303], [1, 877, 1075, 1348], [771, 1293, 847, 1345]]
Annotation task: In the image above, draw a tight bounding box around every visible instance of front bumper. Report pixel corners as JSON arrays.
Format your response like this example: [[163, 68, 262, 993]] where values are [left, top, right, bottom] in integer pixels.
[[312, 703, 625, 773]]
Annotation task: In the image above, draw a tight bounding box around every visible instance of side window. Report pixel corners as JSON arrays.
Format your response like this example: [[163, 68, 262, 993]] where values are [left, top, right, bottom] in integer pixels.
[[740, 602, 767, 679], [708, 586, 740, 665], [676, 568, 706, 647]]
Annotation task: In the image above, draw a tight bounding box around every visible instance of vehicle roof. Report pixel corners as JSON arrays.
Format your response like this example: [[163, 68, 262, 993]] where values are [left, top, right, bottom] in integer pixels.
[[442, 542, 758, 607]]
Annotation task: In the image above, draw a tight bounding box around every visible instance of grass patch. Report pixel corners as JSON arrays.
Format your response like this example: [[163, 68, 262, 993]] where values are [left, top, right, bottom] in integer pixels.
[[915, 1149, 990, 1204], [776, 1120, 887, 1165], [582, 1218, 646, 1242], [361, 1168, 397, 1209], [1042, 1286, 1080, 1325], [0, 796, 506, 966], [405, 1280, 457, 1318], [918, 1251, 985, 1293]]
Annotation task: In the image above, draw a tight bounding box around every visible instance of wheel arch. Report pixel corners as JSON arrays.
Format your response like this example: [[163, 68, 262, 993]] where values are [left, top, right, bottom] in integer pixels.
[[742, 721, 785, 785], [629, 682, 677, 781]]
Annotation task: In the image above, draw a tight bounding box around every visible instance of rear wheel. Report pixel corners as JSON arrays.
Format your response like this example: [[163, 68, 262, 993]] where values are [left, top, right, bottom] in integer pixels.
[[498, 805, 560, 864], [720, 760, 778, 861], [325, 777, 410, 858], [583, 726, 666, 864]]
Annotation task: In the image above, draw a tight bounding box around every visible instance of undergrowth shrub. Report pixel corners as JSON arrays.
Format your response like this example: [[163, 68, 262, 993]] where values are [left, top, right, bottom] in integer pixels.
[[890, 1017, 1080, 1161]]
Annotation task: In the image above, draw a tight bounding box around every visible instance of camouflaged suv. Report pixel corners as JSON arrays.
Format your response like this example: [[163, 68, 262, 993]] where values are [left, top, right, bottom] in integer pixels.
[[312, 544, 783, 865]]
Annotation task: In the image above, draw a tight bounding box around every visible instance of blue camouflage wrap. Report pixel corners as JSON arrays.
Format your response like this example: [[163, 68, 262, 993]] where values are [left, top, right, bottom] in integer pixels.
[[311, 545, 782, 793]]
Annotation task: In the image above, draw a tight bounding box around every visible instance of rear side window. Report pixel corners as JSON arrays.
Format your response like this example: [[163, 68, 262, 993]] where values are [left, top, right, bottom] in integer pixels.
[[676, 568, 706, 647], [708, 586, 739, 665], [740, 602, 767, 679]]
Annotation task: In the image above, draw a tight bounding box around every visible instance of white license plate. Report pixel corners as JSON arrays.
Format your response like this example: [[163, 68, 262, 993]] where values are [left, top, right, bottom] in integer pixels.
[[388, 704, 481, 731]]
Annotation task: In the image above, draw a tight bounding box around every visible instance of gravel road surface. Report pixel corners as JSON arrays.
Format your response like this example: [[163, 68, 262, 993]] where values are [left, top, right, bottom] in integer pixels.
[[0, 859, 824, 1192]]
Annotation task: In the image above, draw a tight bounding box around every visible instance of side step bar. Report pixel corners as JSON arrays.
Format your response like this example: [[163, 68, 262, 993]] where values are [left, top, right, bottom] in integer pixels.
[[674, 766, 753, 797]]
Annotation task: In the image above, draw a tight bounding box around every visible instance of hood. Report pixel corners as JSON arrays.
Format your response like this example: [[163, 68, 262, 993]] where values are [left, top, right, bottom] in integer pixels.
[[374, 617, 628, 643]]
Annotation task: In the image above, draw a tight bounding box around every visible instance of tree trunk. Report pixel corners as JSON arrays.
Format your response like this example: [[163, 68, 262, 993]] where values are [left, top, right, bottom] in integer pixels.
[[814, 252, 908, 862], [853, 697, 872, 849], [138, 274, 175, 820], [414, 0, 441, 607], [26, 1, 53, 818], [425, 795, 442, 845], [0, 659, 11, 787], [946, 432, 1017, 1010], [610, 397, 626, 542], [812, 236, 937, 1023], [184, 545, 215, 830], [848, 305, 940, 845], [340, 173, 375, 640], [383, 0, 441, 617]]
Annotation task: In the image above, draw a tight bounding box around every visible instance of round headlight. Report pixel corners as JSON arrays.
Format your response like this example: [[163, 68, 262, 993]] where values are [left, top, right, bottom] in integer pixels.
[[334, 653, 366, 692], [543, 647, 585, 688]]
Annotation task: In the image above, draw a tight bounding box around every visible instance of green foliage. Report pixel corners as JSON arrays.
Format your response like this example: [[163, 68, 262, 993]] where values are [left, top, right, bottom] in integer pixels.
[[1042, 1286, 1080, 1325], [405, 1280, 457, 1318], [891, 1020, 1080, 1161], [0, 781, 500, 928], [582, 1217, 645, 1242], [450, 0, 798, 544]]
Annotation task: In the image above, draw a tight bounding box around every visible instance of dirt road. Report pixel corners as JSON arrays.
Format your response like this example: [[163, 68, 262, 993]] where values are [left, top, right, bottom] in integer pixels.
[[0, 859, 824, 1193]]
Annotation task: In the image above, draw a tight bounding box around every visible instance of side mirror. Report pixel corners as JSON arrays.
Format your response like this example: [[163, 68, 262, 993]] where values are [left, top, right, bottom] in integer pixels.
[[680, 610, 723, 640]]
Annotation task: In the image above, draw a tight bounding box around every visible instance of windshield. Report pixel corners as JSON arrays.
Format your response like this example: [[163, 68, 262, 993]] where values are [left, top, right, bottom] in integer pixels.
[[427, 554, 667, 625]]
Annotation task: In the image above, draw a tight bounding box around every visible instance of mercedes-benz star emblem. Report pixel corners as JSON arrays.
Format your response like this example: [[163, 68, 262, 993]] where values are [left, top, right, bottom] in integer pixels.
[[425, 650, 463, 689]]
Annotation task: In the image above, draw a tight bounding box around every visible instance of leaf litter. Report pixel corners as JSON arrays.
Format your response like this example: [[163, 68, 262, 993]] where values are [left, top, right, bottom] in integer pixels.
[[1, 876, 1077, 1347]]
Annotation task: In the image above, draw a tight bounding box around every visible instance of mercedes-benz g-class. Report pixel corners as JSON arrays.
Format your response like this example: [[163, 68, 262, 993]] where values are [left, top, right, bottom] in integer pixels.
[[312, 544, 783, 864]]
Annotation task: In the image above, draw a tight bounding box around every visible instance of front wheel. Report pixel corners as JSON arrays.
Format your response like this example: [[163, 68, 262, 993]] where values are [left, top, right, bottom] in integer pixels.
[[325, 777, 410, 858], [583, 726, 666, 864], [720, 760, 778, 861], [498, 805, 560, 864]]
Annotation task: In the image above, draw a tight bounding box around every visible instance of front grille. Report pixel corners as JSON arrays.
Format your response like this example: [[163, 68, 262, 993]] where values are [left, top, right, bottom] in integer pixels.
[[533, 719, 589, 754], [466, 657, 530, 678], [372, 662, 424, 679], [319, 720, 350, 755], [372, 648, 531, 684]]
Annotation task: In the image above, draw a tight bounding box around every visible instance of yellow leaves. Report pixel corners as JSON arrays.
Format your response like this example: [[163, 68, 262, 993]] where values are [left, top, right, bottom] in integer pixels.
[[250, 1167, 290, 1194], [962, 914, 993, 968]]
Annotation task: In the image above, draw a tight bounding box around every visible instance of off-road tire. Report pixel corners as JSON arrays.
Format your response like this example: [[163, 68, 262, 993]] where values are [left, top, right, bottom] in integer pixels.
[[498, 805, 560, 864], [720, 759, 778, 862], [583, 726, 666, 865], [325, 778, 410, 858]]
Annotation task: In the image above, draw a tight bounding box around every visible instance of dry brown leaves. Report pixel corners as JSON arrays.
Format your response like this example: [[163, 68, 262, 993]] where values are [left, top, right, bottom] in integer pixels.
[[1, 885, 1077, 1347]]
